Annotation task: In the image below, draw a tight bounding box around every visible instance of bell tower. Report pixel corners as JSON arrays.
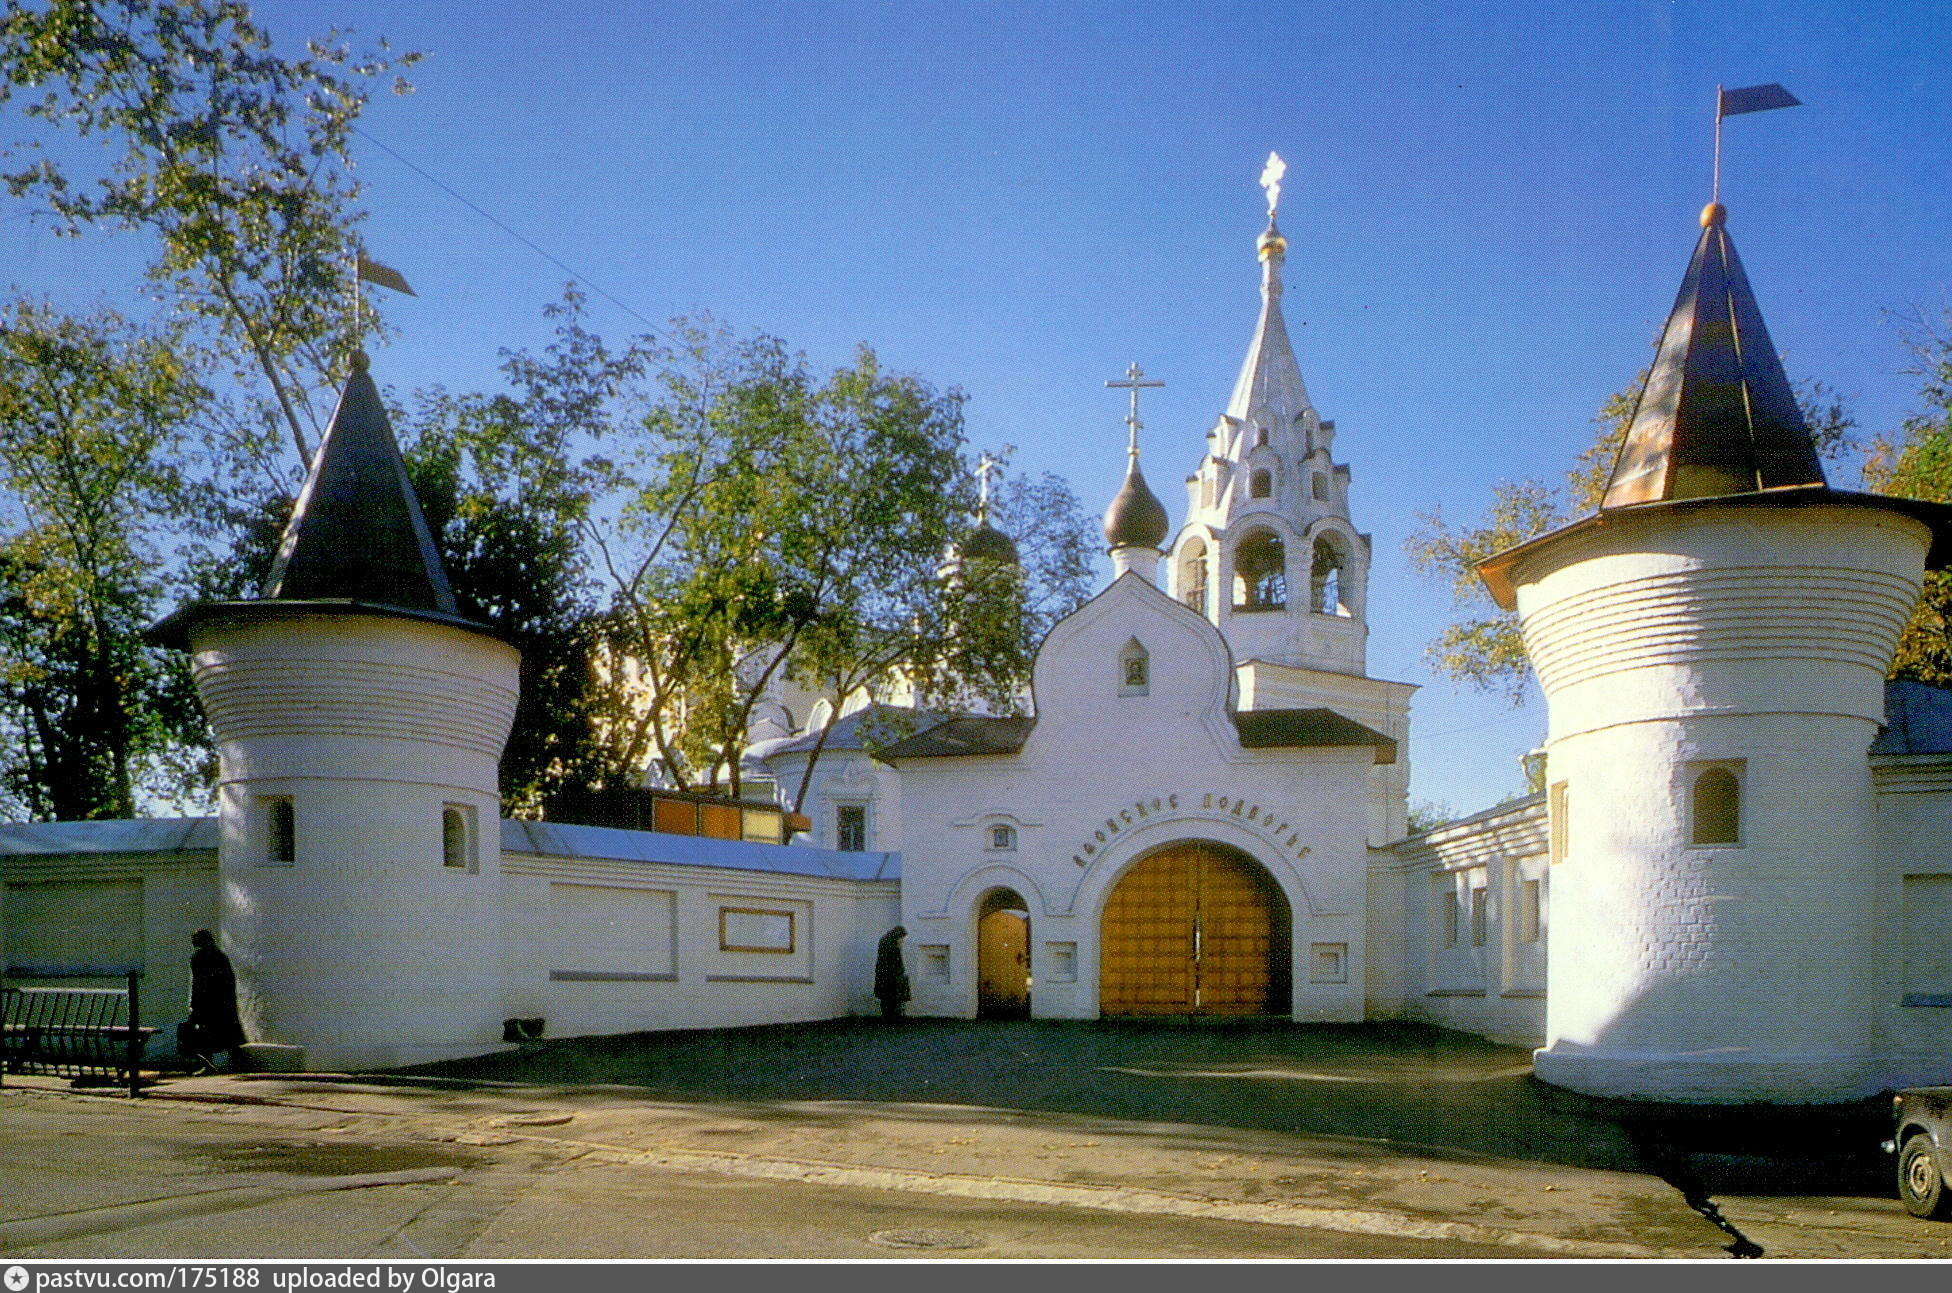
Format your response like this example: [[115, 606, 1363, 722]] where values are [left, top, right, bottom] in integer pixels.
[[1168, 153, 1371, 677]]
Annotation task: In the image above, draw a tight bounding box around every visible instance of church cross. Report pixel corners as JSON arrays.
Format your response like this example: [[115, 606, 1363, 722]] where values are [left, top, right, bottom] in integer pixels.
[[1106, 362, 1164, 458], [975, 450, 1003, 518]]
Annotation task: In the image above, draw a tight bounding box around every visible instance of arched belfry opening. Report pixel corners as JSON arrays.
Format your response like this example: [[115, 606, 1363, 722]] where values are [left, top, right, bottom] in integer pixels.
[[1233, 530, 1287, 611], [976, 887, 1031, 1019], [1311, 534, 1349, 616], [1099, 842, 1293, 1016]]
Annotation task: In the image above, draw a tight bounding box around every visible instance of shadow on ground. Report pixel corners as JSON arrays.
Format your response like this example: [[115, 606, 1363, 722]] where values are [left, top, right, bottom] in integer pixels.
[[395, 1017, 1890, 1200]]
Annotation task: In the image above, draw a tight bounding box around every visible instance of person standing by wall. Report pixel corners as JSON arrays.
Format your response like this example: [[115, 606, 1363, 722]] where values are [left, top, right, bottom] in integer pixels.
[[874, 926, 910, 1020], [184, 929, 245, 1073]]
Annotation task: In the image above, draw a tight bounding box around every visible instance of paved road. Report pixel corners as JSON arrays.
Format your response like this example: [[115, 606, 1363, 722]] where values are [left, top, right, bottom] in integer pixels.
[[2, 1019, 1944, 1261]]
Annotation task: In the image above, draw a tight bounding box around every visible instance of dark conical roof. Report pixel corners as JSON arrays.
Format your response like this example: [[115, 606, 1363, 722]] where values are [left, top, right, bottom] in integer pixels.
[[261, 352, 458, 613], [1102, 461, 1169, 551], [961, 520, 1020, 565], [1601, 204, 1825, 509]]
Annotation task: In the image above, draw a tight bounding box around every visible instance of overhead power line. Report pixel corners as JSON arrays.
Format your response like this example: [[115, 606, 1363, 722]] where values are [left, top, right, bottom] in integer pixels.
[[352, 124, 668, 339]]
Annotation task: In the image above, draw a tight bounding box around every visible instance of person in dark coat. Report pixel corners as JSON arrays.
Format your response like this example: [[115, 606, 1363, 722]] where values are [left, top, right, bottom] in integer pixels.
[[184, 928, 245, 1073], [874, 925, 910, 1019]]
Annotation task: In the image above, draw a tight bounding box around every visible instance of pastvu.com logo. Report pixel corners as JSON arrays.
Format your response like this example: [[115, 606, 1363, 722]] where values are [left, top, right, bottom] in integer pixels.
[[5, 1264, 30, 1291]]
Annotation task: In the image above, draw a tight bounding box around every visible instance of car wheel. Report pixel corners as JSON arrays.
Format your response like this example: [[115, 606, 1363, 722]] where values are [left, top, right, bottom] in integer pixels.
[[1900, 1133, 1951, 1220]]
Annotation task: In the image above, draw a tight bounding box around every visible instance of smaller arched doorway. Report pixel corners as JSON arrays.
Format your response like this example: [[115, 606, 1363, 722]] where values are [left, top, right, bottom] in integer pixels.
[[976, 888, 1031, 1019]]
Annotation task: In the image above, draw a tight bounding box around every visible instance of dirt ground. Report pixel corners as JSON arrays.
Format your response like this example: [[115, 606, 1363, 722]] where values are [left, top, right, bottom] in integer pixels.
[[4, 1018, 1945, 1260]]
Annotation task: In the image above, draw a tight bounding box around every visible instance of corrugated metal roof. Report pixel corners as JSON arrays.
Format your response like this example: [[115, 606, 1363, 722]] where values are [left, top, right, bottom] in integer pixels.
[[0, 815, 896, 882], [501, 819, 899, 881], [877, 715, 1038, 759], [0, 818, 217, 857], [1230, 708, 1397, 764], [1873, 680, 1952, 755]]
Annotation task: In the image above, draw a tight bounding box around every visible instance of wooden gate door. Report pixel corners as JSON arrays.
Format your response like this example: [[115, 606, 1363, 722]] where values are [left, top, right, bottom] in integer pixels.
[[1099, 843, 1284, 1016], [976, 909, 1030, 1018]]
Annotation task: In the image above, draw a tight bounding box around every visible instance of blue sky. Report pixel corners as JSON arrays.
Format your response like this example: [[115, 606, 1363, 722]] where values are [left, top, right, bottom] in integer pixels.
[[8, 0, 1950, 816]]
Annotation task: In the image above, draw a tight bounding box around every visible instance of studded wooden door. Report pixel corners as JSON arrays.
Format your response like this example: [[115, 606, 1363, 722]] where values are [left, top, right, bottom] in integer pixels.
[[1098, 843, 1287, 1016]]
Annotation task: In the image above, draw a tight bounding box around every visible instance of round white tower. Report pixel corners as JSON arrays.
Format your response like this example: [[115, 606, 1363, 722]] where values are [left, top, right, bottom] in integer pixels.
[[1481, 204, 1952, 1103], [158, 353, 520, 1070]]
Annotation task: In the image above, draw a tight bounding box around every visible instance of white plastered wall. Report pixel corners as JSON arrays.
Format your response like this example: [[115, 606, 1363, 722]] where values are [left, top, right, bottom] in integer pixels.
[[892, 572, 1379, 1022], [1510, 502, 1931, 1102]]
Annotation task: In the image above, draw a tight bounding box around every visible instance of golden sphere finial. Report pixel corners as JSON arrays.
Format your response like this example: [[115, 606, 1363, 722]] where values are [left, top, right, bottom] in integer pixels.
[[1700, 202, 1727, 229]]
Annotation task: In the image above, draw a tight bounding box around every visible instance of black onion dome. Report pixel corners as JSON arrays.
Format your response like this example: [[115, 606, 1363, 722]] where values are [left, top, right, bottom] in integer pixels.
[[961, 520, 1020, 565], [1102, 463, 1169, 551]]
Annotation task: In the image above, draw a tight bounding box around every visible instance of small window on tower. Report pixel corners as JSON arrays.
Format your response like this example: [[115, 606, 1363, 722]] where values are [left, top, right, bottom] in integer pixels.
[[264, 797, 295, 866], [836, 803, 868, 852], [443, 804, 477, 871], [1690, 765, 1741, 845], [1118, 638, 1150, 695], [1250, 469, 1272, 499], [990, 824, 1017, 851], [1312, 473, 1328, 501], [1255, 426, 1269, 447]]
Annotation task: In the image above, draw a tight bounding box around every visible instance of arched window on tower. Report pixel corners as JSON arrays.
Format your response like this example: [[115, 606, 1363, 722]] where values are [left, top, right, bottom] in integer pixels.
[[1311, 536, 1348, 616], [1178, 539, 1208, 613], [1118, 638, 1150, 695], [1249, 469, 1272, 499], [1255, 426, 1269, 447], [1233, 531, 1286, 611], [1691, 766, 1741, 845]]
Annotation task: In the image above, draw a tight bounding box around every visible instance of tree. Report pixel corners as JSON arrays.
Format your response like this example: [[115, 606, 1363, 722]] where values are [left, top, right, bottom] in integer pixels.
[[1866, 311, 1952, 688], [1408, 375, 1855, 702], [399, 388, 610, 818], [0, 301, 207, 819], [0, 0, 419, 469], [0, 1, 421, 818], [421, 299, 1096, 813]]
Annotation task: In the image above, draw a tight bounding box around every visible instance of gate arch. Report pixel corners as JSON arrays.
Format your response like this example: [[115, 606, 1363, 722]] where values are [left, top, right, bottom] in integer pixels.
[[1098, 840, 1292, 1016]]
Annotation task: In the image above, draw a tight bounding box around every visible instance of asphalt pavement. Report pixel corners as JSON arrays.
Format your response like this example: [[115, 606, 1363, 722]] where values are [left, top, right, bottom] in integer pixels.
[[2, 1019, 1946, 1261]]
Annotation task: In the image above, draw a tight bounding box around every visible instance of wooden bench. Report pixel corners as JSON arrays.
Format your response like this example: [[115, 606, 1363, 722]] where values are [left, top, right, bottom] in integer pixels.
[[0, 972, 154, 1097]]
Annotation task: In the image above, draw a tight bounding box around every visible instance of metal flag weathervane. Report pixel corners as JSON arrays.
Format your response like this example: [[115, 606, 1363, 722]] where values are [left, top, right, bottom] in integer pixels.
[[349, 250, 416, 357], [1713, 83, 1801, 203]]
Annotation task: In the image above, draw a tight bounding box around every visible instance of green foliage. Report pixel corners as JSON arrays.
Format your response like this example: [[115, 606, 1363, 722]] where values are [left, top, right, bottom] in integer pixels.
[[1405, 799, 1457, 835], [0, 301, 207, 818], [1407, 371, 1857, 703], [399, 388, 608, 818], [435, 296, 1095, 810], [1867, 311, 1952, 688], [0, 0, 417, 467]]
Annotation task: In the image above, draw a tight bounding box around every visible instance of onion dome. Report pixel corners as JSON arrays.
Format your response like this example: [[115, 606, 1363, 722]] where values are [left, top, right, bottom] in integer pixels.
[[1257, 217, 1288, 260], [961, 520, 1020, 565], [1103, 461, 1169, 551]]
